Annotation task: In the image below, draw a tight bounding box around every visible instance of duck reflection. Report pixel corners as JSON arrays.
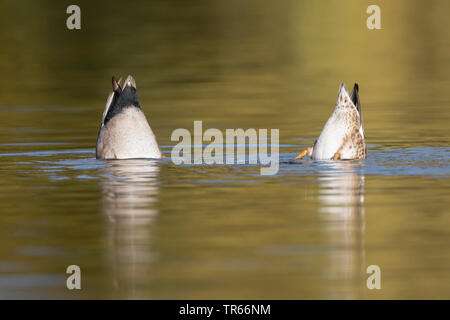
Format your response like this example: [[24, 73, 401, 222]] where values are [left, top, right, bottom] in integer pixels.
[[100, 159, 160, 298], [317, 161, 365, 298]]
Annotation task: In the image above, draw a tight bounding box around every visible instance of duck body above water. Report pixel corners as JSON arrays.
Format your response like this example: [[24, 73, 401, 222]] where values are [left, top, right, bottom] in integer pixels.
[[297, 82, 367, 160], [96, 75, 162, 159]]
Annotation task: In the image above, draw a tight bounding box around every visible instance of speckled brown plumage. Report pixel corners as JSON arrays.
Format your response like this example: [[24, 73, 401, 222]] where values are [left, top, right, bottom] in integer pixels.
[[296, 82, 367, 161], [335, 128, 367, 160]]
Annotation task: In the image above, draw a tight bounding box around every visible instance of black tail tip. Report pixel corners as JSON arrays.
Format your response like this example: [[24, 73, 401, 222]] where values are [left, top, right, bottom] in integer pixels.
[[354, 83, 359, 92]]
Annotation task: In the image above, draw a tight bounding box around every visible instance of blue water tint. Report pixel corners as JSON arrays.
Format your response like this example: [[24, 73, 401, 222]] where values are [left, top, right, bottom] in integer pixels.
[[0, 148, 92, 158], [279, 147, 450, 177], [2, 146, 448, 179]]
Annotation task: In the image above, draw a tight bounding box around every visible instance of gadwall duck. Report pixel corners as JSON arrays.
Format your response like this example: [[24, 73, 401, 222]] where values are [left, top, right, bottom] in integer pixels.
[[96, 75, 162, 159], [296, 82, 366, 160]]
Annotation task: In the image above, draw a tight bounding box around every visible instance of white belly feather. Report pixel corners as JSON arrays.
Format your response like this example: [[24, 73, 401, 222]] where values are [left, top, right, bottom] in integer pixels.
[[312, 110, 351, 160], [96, 107, 162, 159]]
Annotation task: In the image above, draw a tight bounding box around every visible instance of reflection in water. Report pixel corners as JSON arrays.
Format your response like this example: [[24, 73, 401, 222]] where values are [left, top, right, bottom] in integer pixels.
[[100, 159, 160, 298], [317, 161, 365, 298]]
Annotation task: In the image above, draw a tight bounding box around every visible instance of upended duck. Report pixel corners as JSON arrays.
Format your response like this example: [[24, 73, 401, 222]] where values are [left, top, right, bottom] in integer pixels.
[[296, 82, 367, 160], [96, 75, 162, 159]]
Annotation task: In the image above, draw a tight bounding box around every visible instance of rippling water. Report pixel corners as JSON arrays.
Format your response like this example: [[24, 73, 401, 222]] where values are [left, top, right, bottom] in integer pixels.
[[0, 0, 449, 299]]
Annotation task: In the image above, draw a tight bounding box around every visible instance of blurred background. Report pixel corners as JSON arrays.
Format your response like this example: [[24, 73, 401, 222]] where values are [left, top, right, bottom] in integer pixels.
[[0, 0, 449, 299]]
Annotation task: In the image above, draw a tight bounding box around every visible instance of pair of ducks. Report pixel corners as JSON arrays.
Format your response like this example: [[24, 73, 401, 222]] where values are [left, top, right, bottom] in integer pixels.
[[96, 76, 366, 160]]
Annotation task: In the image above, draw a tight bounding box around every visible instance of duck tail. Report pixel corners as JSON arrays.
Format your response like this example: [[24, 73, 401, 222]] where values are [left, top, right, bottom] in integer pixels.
[[350, 83, 361, 113]]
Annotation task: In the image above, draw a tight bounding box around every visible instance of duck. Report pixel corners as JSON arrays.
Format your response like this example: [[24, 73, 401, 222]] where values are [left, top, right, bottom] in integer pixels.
[[296, 82, 366, 160], [96, 75, 163, 159]]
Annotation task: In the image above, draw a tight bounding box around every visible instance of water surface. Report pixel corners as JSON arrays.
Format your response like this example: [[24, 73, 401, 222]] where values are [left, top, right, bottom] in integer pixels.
[[0, 0, 449, 299]]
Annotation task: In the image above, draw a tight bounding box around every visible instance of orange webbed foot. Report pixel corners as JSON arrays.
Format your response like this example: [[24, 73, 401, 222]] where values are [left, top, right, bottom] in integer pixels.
[[296, 149, 309, 160]]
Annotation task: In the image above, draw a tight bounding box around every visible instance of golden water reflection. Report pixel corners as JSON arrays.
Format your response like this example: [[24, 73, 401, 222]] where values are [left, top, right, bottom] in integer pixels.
[[100, 160, 160, 298], [318, 162, 365, 298]]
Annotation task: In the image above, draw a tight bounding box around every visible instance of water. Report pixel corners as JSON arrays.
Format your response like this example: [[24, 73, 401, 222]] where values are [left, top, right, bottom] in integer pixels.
[[0, 0, 449, 299]]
